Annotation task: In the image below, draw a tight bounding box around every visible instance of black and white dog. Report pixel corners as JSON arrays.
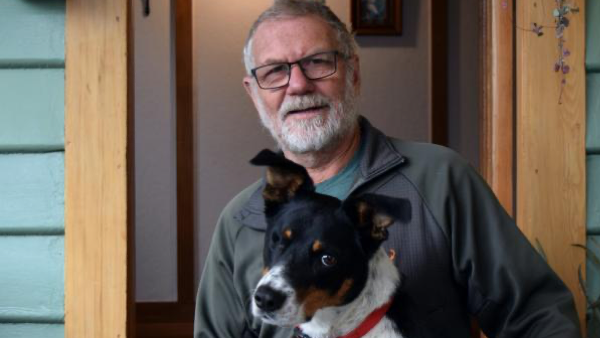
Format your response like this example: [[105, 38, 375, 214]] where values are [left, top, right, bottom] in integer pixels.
[[250, 149, 411, 338]]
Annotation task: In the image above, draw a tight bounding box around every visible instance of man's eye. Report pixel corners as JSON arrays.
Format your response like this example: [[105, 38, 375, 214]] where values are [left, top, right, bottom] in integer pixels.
[[307, 58, 329, 66], [264, 65, 287, 77]]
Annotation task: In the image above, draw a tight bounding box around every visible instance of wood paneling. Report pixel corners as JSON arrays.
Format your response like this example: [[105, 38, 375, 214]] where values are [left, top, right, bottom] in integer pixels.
[[0, 70, 64, 152], [480, 0, 514, 215], [65, 0, 133, 337], [175, 0, 195, 306], [136, 1, 195, 336], [0, 324, 64, 338], [586, 0, 600, 71], [588, 156, 600, 235], [0, 153, 64, 234], [430, 0, 448, 146], [587, 74, 600, 153], [0, 1, 65, 61], [516, 0, 587, 330], [0, 236, 64, 323]]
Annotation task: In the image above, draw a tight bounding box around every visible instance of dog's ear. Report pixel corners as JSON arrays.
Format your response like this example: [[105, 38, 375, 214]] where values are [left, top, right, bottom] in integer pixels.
[[343, 194, 411, 243], [250, 149, 314, 205]]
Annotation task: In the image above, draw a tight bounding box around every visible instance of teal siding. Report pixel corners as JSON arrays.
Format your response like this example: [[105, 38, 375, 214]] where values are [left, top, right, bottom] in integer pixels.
[[0, 153, 64, 234], [0, 0, 65, 63], [0, 0, 66, 335], [0, 324, 64, 338], [587, 0, 600, 336], [0, 237, 64, 323], [587, 0, 600, 72], [588, 74, 600, 154], [0, 69, 64, 151]]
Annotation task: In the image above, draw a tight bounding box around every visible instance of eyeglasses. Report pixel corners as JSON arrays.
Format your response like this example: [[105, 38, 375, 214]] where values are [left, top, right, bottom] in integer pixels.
[[251, 51, 340, 90]]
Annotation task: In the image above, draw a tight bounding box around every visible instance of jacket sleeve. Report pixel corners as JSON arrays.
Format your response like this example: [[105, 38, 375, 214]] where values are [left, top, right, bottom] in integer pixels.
[[194, 212, 250, 338], [446, 159, 582, 337]]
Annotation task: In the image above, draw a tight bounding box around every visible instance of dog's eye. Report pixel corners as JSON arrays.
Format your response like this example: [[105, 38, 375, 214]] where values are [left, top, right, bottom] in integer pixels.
[[321, 255, 337, 267]]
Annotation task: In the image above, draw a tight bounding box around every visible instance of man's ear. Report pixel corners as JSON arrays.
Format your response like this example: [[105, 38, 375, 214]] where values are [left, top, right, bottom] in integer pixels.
[[250, 149, 314, 207], [343, 194, 411, 242], [243, 76, 257, 103]]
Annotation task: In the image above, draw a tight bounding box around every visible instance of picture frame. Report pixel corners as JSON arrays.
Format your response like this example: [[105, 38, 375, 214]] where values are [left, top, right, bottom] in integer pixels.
[[351, 0, 402, 36]]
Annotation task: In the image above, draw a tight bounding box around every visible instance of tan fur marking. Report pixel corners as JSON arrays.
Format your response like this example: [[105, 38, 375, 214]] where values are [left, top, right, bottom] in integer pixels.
[[263, 168, 305, 202], [284, 229, 293, 240], [297, 279, 354, 318], [312, 240, 322, 252], [356, 201, 371, 226], [262, 267, 270, 276]]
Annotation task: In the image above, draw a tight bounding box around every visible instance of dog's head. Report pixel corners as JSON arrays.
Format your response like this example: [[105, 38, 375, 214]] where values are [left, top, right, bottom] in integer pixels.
[[249, 149, 411, 327]]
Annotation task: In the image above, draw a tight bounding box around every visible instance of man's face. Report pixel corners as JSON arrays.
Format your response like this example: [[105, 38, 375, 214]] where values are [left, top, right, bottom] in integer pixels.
[[244, 15, 360, 154]]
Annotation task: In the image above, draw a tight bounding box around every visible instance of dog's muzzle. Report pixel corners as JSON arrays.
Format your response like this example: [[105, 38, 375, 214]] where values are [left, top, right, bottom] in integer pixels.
[[254, 285, 287, 313]]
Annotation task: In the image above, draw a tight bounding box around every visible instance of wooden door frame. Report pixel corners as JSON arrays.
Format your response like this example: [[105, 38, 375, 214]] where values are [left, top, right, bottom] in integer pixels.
[[481, 0, 586, 332], [135, 0, 196, 337], [65, 0, 136, 337], [480, 0, 515, 215]]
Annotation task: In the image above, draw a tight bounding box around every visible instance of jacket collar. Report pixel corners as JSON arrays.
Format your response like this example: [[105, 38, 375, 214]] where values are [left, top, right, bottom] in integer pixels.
[[234, 116, 406, 231]]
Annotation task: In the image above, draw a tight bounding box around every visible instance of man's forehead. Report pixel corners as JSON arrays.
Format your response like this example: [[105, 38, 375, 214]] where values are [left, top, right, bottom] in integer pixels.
[[251, 15, 338, 65]]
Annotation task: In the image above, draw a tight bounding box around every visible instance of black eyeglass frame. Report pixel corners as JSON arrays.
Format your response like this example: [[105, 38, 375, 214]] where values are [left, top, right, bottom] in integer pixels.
[[250, 51, 343, 90]]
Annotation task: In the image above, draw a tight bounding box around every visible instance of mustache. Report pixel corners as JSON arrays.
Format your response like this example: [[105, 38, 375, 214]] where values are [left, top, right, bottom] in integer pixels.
[[278, 94, 332, 118]]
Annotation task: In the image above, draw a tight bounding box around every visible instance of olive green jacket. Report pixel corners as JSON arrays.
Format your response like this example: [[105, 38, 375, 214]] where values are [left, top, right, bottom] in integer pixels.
[[194, 118, 581, 338]]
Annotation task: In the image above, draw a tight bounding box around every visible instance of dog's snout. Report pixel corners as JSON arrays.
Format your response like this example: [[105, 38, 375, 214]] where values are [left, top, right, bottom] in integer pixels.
[[254, 285, 286, 312]]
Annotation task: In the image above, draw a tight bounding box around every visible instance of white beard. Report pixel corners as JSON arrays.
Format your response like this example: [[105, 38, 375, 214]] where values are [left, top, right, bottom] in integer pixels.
[[254, 78, 359, 154]]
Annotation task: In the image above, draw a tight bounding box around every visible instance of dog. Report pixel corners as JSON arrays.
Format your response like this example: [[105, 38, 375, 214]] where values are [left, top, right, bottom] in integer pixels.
[[250, 149, 411, 338]]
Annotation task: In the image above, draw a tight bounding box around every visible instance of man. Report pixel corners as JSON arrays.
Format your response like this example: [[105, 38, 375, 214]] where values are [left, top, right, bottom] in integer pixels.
[[194, 1, 581, 337]]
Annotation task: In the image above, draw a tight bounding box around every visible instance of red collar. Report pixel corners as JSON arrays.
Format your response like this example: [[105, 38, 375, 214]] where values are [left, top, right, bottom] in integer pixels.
[[295, 299, 393, 338]]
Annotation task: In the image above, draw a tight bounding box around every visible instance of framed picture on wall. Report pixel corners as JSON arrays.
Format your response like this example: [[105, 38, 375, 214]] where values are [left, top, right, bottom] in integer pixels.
[[351, 0, 402, 36]]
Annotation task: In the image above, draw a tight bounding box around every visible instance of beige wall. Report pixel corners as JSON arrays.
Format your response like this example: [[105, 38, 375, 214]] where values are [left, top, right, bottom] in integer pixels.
[[193, 0, 432, 283]]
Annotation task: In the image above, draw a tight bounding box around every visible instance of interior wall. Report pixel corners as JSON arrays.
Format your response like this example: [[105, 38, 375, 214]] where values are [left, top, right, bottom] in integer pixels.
[[193, 0, 432, 285], [134, 0, 178, 302]]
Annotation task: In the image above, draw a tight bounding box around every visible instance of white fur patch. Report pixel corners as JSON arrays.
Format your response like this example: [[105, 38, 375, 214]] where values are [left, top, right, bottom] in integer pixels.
[[251, 265, 304, 326], [298, 248, 404, 338]]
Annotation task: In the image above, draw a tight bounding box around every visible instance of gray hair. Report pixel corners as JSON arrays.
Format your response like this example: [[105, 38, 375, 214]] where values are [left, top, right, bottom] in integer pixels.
[[243, 0, 358, 75]]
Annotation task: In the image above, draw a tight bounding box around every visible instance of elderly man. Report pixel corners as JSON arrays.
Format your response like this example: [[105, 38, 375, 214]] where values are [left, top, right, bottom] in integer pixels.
[[194, 1, 581, 337]]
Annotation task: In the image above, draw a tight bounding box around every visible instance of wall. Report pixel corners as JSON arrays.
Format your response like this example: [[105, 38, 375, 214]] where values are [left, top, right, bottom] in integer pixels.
[[0, 1, 65, 337], [133, 0, 178, 302], [193, 0, 433, 283], [586, 0, 600, 335]]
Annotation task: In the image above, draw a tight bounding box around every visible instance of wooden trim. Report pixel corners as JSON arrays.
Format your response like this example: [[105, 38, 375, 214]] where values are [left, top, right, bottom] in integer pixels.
[[430, 0, 448, 146], [136, 302, 194, 338], [65, 0, 134, 337], [516, 0, 586, 331], [480, 0, 514, 215], [175, 0, 196, 305], [135, 1, 195, 336]]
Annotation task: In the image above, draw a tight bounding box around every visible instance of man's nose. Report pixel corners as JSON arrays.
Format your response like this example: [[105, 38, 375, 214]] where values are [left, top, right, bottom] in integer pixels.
[[286, 64, 315, 94]]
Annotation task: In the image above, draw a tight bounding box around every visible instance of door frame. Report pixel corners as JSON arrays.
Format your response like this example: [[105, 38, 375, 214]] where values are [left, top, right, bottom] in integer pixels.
[[65, 0, 135, 337]]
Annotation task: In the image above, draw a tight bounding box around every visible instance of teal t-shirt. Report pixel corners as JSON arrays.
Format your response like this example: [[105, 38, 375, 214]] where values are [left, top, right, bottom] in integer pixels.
[[315, 136, 365, 200]]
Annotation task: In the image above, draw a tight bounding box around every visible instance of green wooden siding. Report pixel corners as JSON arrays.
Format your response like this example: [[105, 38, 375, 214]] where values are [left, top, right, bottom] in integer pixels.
[[0, 0, 65, 63], [0, 0, 66, 335], [0, 69, 64, 151], [0, 153, 64, 235], [587, 0, 600, 72], [0, 237, 64, 323], [0, 324, 64, 338], [587, 0, 600, 336], [588, 74, 600, 154]]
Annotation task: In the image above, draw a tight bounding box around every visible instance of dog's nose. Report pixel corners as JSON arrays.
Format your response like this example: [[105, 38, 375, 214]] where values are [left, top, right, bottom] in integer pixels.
[[254, 285, 286, 312]]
